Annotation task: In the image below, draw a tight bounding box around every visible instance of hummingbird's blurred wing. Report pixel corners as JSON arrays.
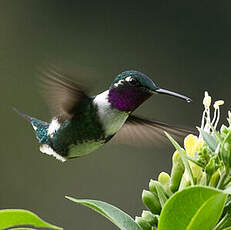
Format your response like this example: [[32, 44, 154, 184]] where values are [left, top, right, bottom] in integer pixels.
[[113, 115, 195, 146], [40, 67, 89, 120]]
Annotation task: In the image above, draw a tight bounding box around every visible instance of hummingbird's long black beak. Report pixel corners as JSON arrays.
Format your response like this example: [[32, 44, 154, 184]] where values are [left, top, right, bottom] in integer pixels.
[[154, 88, 192, 103]]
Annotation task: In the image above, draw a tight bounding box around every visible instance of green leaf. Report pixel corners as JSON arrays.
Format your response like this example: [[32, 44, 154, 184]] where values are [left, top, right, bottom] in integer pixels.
[[199, 128, 218, 152], [165, 132, 194, 185], [0, 209, 62, 230], [158, 186, 227, 230], [223, 227, 231, 230], [66, 196, 142, 230], [10, 228, 35, 230]]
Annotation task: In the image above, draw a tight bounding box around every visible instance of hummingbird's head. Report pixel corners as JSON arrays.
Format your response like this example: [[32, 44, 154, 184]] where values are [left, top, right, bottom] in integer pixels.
[[108, 70, 192, 112]]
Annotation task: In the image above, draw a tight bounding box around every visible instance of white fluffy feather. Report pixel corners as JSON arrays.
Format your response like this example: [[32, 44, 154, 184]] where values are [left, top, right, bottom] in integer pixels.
[[93, 90, 128, 136], [40, 144, 66, 162], [48, 118, 61, 137]]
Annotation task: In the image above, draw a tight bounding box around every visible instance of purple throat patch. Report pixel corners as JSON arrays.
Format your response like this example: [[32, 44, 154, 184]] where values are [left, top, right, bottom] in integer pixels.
[[108, 87, 151, 112]]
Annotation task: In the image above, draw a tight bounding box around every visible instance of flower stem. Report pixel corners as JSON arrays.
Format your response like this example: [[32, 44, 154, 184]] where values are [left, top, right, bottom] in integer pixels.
[[217, 171, 229, 189], [222, 176, 231, 188], [206, 174, 211, 186], [214, 213, 231, 230]]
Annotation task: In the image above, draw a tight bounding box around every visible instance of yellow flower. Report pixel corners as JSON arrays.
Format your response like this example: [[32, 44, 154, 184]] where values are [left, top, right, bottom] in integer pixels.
[[184, 134, 204, 157], [184, 134, 204, 181]]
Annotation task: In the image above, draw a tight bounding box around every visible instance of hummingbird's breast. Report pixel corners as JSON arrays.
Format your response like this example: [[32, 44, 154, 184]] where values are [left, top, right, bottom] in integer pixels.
[[93, 90, 129, 137]]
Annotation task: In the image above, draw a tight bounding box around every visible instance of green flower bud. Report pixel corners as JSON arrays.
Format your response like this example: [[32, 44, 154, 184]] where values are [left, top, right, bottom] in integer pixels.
[[170, 151, 185, 192], [158, 172, 172, 196], [149, 180, 168, 207], [149, 180, 157, 195], [158, 172, 170, 186], [141, 210, 158, 226], [142, 190, 161, 214], [209, 171, 220, 187], [135, 216, 152, 230], [205, 156, 216, 176], [198, 146, 211, 167]]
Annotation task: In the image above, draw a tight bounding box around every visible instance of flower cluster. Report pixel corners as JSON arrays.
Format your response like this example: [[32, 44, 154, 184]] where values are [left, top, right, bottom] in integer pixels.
[[136, 91, 231, 230]]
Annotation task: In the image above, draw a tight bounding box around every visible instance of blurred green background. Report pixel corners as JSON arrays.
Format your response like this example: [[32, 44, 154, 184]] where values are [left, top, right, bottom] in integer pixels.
[[1, 1, 231, 229]]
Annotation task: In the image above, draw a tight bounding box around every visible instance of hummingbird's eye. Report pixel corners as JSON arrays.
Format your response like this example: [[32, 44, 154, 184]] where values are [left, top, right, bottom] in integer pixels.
[[126, 77, 139, 86]]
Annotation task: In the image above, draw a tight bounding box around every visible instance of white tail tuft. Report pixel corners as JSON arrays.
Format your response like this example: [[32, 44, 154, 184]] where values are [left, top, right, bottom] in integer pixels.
[[40, 144, 66, 162]]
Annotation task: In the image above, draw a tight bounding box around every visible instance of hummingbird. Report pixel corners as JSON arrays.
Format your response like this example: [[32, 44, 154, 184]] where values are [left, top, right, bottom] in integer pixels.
[[14, 69, 192, 162]]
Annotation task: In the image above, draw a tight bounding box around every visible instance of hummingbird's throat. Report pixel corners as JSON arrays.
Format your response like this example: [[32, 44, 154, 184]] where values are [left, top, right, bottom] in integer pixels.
[[108, 88, 151, 112]]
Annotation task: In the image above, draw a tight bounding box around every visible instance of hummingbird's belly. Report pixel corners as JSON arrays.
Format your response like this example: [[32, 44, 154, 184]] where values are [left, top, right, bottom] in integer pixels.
[[51, 115, 105, 158], [67, 140, 104, 158]]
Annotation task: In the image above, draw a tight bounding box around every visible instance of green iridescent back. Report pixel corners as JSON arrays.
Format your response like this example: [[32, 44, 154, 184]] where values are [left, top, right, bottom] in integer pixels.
[[51, 97, 105, 157]]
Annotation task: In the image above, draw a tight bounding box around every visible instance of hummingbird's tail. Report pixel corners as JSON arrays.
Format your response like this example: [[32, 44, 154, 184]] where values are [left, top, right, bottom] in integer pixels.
[[13, 107, 50, 144], [12, 107, 33, 122], [13, 107, 66, 162]]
